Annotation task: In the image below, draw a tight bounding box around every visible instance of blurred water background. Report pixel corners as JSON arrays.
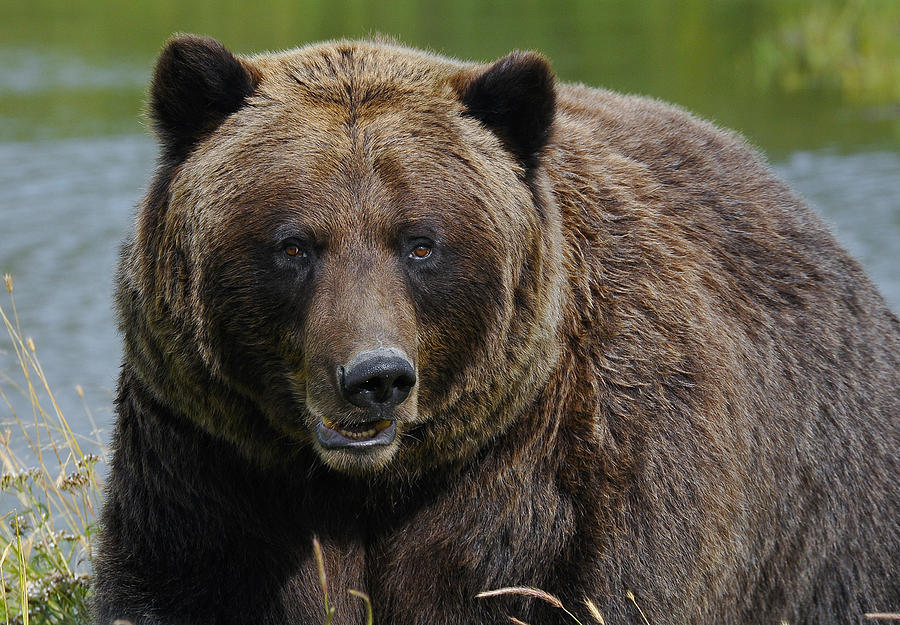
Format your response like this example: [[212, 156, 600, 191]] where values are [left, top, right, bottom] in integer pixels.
[[1, 0, 898, 446]]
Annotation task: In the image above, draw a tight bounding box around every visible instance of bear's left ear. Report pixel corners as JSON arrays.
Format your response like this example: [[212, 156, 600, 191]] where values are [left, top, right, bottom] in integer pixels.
[[457, 51, 556, 171], [150, 35, 260, 160]]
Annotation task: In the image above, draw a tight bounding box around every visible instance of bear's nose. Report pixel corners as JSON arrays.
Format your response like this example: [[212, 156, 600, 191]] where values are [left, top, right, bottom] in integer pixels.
[[339, 348, 416, 409]]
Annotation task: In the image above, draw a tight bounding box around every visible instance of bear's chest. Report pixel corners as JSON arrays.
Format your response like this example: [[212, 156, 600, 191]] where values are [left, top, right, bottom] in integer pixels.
[[272, 474, 575, 625]]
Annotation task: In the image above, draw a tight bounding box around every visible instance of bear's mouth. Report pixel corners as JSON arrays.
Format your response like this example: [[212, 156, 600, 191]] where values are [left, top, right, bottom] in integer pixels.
[[316, 416, 396, 449]]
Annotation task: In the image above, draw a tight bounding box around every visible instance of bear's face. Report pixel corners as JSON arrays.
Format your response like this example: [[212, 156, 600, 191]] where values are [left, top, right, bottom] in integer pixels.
[[124, 37, 564, 474]]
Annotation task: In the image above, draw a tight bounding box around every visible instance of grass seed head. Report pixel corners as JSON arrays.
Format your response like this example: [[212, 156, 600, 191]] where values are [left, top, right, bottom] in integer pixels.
[[585, 599, 606, 624], [476, 586, 564, 609]]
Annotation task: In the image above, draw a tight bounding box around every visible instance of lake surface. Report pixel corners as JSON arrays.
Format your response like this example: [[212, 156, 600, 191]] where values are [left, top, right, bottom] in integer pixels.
[[1, 0, 898, 446]]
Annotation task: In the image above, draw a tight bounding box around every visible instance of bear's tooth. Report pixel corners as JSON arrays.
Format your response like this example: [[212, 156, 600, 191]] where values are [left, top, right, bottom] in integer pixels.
[[325, 418, 393, 440], [339, 426, 377, 439]]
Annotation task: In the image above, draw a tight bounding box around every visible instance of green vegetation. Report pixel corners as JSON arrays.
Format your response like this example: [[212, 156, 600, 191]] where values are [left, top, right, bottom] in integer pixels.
[[3, 0, 899, 151], [1, 275, 103, 624], [753, 0, 900, 106]]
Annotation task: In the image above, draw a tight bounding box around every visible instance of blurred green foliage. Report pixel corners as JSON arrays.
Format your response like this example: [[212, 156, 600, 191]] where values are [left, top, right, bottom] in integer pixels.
[[753, 0, 900, 105], [1, 0, 898, 153]]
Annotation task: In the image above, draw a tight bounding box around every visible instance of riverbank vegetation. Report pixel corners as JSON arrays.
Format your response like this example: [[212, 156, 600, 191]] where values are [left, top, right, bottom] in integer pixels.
[[1, 274, 102, 624], [753, 0, 900, 106]]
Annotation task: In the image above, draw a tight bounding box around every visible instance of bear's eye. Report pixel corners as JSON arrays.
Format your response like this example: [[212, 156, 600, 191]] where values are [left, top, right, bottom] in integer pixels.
[[409, 244, 432, 260], [282, 240, 308, 259]]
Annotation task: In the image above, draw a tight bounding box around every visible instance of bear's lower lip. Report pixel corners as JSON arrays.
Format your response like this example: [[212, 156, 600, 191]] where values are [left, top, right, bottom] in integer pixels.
[[316, 417, 396, 449]]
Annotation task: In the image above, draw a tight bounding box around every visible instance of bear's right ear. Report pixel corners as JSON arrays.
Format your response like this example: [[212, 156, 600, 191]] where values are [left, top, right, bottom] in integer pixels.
[[456, 51, 556, 173], [150, 35, 259, 160]]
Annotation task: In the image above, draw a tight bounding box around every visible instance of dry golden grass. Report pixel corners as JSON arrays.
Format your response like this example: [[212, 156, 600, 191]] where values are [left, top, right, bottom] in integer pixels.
[[476, 585, 616, 625], [1, 274, 105, 624]]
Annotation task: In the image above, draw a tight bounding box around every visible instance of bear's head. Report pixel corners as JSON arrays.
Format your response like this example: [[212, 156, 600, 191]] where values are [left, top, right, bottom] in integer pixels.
[[119, 36, 565, 475]]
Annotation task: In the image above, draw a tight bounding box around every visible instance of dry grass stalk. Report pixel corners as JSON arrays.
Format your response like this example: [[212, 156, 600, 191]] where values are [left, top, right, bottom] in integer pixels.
[[312, 537, 336, 625], [477, 586, 594, 625], [626, 590, 651, 625], [476, 586, 564, 608]]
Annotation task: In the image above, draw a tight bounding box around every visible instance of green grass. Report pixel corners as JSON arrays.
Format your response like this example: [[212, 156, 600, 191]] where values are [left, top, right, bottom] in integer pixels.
[[0, 274, 104, 625]]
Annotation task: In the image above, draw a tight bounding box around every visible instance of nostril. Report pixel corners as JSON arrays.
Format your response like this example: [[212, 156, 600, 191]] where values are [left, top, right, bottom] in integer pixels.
[[389, 371, 415, 403], [340, 349, 416, 409], [394, 372, 414, 393], [359, 378, 384, 394]]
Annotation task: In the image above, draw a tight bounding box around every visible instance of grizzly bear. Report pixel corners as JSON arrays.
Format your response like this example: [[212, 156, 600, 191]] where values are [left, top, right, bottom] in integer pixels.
[[94, 35, 900, 625]]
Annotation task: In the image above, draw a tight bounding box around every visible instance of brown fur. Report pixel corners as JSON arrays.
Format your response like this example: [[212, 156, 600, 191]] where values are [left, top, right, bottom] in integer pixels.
[[95, 36, 900, 625]]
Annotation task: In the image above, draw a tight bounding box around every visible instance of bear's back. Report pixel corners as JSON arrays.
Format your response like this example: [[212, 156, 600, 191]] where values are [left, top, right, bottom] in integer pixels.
[[544, 81, 900, 621]]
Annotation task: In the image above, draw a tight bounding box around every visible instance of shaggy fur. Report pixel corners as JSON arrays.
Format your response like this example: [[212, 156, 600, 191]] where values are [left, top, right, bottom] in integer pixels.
[[94, 35, 900, 625]]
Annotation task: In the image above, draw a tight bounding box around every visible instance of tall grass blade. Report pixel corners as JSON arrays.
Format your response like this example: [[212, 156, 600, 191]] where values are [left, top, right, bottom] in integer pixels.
[[349, 589, 374, 625]]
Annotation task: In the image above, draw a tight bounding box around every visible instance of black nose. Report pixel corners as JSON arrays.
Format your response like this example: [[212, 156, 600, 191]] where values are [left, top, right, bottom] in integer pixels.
[[339, 349, 416, 409]]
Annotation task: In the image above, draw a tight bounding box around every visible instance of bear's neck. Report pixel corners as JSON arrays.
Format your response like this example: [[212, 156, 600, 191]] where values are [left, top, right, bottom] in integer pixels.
[[110, 365, 490, 520]]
